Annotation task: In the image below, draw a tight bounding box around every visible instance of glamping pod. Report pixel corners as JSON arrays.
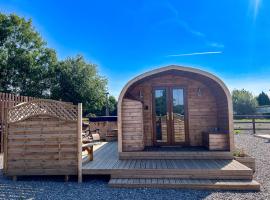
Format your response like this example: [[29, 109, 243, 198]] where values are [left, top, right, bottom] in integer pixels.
[[110, 66, 259, 190], [118, 65, 234, 157], [3, 66, 259, 190]]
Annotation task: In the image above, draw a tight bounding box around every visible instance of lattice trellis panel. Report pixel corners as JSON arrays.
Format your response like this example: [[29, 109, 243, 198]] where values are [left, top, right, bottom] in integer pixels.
[[8, 99, 78, 123]]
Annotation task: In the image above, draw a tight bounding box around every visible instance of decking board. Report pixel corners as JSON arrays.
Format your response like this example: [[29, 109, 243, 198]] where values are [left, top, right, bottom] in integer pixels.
[[108, 178, 260, 191], [82, 142, 253, 180]]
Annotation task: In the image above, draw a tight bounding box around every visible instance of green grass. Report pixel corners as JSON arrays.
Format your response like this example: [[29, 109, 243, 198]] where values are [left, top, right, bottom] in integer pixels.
[[234, 118, 270, 122]]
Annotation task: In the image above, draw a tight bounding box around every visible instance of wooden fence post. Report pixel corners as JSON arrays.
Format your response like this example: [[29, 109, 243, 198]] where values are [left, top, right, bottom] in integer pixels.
[[252, 118, 256, 134], [0, 100, 3, 153], [77, 103, 82, 183], [3, 107, 8, 173]]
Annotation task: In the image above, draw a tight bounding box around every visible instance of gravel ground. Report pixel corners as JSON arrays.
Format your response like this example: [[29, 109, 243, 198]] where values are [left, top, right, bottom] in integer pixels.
[[0, 134, 269, 200]]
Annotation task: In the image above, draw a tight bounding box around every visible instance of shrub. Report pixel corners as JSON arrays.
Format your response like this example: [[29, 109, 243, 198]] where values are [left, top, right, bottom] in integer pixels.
[[233, 148, 245, 157]]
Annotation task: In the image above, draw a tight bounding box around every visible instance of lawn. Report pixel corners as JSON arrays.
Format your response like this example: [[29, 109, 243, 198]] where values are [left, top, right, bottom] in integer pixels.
[[234, 119, 270, 123]]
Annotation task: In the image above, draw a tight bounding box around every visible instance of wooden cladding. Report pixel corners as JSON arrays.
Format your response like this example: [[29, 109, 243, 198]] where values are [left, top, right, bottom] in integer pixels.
[[89, 121, 117, 140], [4, 100, 80, 177], [118, 66, 233, 153], [122, 99, 144, 151], [0, 92, 36, 152], [202, 132, 229, 150], [126, 74, 222, 147]]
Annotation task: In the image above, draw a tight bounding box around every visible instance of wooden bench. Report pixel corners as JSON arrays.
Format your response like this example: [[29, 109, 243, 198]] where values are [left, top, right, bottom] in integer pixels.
[[82, 143, 94, 161], [82, 132, 101, 161]]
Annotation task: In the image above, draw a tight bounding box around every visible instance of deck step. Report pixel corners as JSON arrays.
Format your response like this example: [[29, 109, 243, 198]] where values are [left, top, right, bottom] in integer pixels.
[[119, 151, 233, 160], [110, 169, 253, 180], [84, 159, 253, 180], [109, 178, 260, 191], [109, 160, 253, 180]]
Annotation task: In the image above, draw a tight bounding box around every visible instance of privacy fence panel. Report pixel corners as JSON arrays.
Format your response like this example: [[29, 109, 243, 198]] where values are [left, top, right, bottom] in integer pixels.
[[4, 99, 80, 177], [0, 92, 36, 152]]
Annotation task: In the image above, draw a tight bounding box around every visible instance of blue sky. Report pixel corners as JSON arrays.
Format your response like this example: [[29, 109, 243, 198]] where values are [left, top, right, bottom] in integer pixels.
[[1, 0, 270, 97]]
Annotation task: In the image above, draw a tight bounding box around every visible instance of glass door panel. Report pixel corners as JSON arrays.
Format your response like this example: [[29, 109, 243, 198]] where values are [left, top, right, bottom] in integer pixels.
[[172, 88, 185, 143], [154, 89, 168, 143]]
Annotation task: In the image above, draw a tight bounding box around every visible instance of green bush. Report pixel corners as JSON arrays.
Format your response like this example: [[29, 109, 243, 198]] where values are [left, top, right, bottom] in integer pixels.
[[234, 130, 241, 135]]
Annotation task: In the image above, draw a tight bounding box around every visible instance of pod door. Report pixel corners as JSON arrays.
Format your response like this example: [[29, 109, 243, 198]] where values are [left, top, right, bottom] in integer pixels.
[[153, 87, 188, 146]]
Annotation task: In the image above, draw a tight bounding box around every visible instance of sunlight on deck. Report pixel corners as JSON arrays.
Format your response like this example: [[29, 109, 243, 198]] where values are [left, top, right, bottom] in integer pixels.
[[82, 142, 251, 175]]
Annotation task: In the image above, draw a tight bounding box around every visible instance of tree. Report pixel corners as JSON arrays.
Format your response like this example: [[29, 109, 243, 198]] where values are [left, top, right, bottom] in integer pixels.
[[232, 89, 257, 115], [50, 56, 108, 115], [94, 95, 117, 116], [0, 13, 112, 116], [0, 14, 57, 97], [256, 91, 270, 106], [108, 95, 117, 115]]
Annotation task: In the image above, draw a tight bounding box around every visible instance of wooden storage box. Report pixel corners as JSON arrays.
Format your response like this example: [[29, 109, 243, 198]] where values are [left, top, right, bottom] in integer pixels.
[[202, 132, 229, 150]]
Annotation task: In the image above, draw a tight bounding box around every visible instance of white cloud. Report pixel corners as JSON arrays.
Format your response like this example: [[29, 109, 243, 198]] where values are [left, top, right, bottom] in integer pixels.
[[164, 3, 224, 48], [208, 42, 224, 49], [165, 5, 205, 38], [167, 51, 223, 57], [251, 0, 261, 21]]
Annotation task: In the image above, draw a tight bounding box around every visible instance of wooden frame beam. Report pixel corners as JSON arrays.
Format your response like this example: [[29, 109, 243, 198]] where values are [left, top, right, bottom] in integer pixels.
[[77, 103, 82, 183]]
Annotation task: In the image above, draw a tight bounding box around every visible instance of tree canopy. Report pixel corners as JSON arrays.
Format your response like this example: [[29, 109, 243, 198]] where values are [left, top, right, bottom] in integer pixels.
[[256, 91, 270, 106], [232, 89, 257, 115], [50, 56, 108, 114], [0, 13, 117, 116], [0, 14, 57, 97]]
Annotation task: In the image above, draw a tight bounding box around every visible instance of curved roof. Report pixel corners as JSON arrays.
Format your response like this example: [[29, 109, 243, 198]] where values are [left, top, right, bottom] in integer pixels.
[[118, 65, 231, 103]]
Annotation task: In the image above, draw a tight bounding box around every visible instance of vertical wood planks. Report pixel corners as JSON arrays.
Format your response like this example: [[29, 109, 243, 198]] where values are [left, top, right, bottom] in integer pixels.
[[0, 92, 37, 152], [77, 103, 83, 183], [122, 99, 144, 151]]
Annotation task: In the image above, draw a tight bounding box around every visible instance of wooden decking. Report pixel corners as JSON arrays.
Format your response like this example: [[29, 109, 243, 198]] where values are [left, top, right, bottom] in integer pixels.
[[119, 150, 233, 160], [109, 178, 260, 191], [82, 142, 260, 190], [83, 142, 247, 177]]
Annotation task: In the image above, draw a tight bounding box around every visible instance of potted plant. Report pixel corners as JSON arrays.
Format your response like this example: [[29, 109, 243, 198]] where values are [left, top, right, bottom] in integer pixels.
[[233, 148, 255, 172]]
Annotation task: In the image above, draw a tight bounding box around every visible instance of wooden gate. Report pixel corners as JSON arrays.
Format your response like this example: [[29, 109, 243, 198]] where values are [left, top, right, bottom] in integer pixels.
[[4, 99, 82, 180]]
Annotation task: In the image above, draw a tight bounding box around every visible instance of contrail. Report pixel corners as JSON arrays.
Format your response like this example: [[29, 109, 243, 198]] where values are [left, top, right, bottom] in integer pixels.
[[168, 51, 222, 57]]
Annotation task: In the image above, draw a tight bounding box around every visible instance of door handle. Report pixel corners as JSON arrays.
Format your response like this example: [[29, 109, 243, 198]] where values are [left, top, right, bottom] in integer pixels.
[[171, 112, 174, 121], [166, 112, 169, 121]]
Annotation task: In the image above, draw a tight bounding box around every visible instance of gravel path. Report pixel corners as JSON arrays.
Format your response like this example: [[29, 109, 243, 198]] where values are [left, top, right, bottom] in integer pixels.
[[0, 134, 269, 200]]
